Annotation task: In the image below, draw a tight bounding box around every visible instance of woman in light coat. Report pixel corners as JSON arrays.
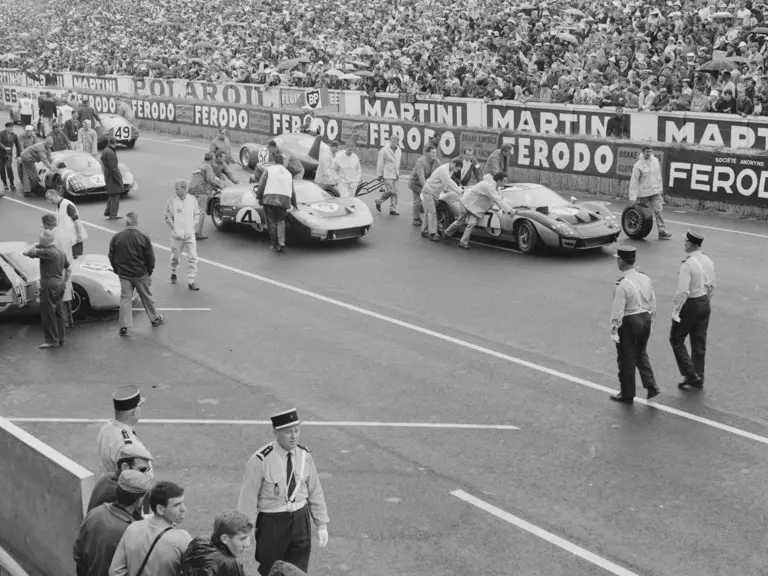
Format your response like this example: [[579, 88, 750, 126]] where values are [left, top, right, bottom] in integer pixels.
[[78, 119, 98, 156]]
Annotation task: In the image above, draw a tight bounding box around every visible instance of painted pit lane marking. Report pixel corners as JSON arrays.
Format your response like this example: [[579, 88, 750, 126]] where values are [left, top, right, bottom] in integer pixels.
[[7, 418, 519, 430], [5, 196, 768, 448], [452, 490, 640, 576], [133, 308, 212, 312]]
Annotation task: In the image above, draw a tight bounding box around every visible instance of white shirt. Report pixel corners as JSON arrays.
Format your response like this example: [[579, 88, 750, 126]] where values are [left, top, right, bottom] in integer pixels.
[[164, 194, 200, 238], [673, 251, 716, 317], [59, 104, 74, 123], [422, 163, 462, 198], [19, 98, 34, 115], [314, 147, 337, 186], [96, 419, 153, 477], [331, 151, 362, 196], [377, 144, 402, 180]]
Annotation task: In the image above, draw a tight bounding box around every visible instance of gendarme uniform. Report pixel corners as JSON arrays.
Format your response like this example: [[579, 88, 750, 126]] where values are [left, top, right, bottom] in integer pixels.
[[609, 246, 659, 403], [671, 231, 716, 389], [237, 409, 329, 576], [96, 386, 153, 479]]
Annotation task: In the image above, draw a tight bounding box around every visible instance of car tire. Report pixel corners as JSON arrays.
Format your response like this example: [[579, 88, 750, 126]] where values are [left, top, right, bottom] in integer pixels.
[[239, 147, 250, 167], [436, 202, 454, 233], [71, 284, 92, 320], [210, 199, 230, 231], [516, 220, 540, 254], [621, 203, 654, 240], [126, 140, 136, 149]]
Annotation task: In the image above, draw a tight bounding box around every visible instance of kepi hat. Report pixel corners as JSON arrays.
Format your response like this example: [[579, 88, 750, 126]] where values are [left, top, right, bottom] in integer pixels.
[[685, 230, 704, 246], [614, 245, 637, 263], [271, 408, 301, 430], [112, 385, 145, 412]]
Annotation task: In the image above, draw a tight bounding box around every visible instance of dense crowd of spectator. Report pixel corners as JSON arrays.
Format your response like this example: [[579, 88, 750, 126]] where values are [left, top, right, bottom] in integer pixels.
[[4, 0, 768, 112]]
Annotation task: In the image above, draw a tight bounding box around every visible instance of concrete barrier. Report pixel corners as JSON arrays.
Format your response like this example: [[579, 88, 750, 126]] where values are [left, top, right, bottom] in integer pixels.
[[0, 417, 94, 576]]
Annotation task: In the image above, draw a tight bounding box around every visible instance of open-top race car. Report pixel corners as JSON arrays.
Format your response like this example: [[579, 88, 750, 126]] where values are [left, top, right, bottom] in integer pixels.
[[238, 133, 326, 178], [208, 179, 374, 242], [0, 242, 134, 319], [35, 150, 137, 199], [96, 114, 139, 149], [437, 183, 621, 254]]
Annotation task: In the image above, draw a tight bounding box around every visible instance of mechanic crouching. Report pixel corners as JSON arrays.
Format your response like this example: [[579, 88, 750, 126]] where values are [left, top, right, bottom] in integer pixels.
[[19, 137, 53, 197], [443, 172, 512, 250], [188, 153, 225, 241], [257, 156, 297, 253], [266, 140, 305, 180]]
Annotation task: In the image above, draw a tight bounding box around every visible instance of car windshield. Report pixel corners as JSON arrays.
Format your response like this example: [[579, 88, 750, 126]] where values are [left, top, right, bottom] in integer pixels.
[[296, 185, 334, 204], [53, 154, 97, 171], [2, 250, 39, 281], [501, 186, 568, 209]]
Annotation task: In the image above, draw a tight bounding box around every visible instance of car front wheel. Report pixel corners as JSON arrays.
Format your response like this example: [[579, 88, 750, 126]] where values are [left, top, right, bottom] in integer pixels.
[[516, 220, 540, 254], [71, 284, 92, 319], [239, 148, 250, 167], [210, 199, 229, 231], [436, 202, 454, 233]]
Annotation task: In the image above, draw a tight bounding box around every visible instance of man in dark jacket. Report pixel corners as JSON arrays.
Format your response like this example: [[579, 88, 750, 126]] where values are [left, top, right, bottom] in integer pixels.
[[108, 212, 165, 338], [78, 97, 101, 127], [87, 444, 154, 516], [73, 470, 151, 576], [64, 110, 81, 144], [19, 137, 53, 197], [50, 122, 71, 152], [0, 121, 22, 194], [257, 156, 297, 253], [102, 137, 124, 219], [23, 230, 69, 348], [188, 153, 225, 240], [180, 512, 253, 576], [39, 92, 57, 137]]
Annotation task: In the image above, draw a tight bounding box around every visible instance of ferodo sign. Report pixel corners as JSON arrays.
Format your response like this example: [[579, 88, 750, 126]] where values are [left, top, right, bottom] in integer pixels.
[[367, 121, 458, 156], [83, 95, 118, 114], [500, 134, 617, 177], [271, 113, 341, 142], [193, 105, 249, 130], [666, 148, 768, 206], [132, 99, 176, 122]]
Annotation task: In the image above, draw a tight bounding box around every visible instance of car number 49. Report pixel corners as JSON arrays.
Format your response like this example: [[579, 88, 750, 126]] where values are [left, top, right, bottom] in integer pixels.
[[114, 126, 131, 140]]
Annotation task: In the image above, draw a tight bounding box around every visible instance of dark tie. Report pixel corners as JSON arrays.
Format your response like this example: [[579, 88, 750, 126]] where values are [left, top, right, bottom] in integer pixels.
[[286, 452, 297, 499]]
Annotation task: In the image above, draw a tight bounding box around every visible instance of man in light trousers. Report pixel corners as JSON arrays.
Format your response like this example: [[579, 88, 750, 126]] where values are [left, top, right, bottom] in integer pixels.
[[443, 172, 511, 249], [374, 135, 402, 215], [421, 157, 463, 242], [164, 180, 201, 291], [629, 146, 672, 240]]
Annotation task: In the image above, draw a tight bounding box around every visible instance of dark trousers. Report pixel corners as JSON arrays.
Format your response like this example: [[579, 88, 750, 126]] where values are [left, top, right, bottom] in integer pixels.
[[670, 296, 711, 381], [264, 204, 288, 248], [40, 282, 67, 345], [255, 505, 311, 576], [0, 156, 15, 187], [616, 312, 656, 399], [104, 193, 120, 218], [72, 242, 83, 259]]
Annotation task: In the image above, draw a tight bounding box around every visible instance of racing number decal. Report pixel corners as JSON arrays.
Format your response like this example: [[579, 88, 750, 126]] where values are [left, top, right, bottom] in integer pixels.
[[113, 126, 131, 140], [481, 212, 503, 237], [235, 207, 264, 231]]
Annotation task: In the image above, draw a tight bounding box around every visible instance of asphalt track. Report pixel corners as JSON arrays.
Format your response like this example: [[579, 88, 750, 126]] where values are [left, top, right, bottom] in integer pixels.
[[2, 121, 768, 576]]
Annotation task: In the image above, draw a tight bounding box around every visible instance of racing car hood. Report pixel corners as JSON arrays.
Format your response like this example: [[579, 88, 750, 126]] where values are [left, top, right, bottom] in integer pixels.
[[537, 205, 604, 226], [294, 197, 373, 228]]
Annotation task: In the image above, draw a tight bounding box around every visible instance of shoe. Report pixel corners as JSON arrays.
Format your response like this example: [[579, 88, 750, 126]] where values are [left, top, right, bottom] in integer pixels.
[[269, 245, 278, 252], [610, 393, 634, 404], [277, 245, 286, 253], [195, 235, 208, 240], [389, 210, 400, 216], [170, 273, 177, 284], [10, 185, 16, 192], [658, 231, 672, 240], [678, 377, 704, 390], [458, 243, 470, 250], [151, 314, 166, 327], [2, 186, 7, 192], [421, 231, 429, 238], [413, 219, 422, 226], [38, 343, 59, 349], [188, 282, 200, 291], [119, 327, 128, 336], [375, 200, 382, 213], [110, 216, 123, 220], [647, 387, 661, 400], [429, 234, 442, 242]]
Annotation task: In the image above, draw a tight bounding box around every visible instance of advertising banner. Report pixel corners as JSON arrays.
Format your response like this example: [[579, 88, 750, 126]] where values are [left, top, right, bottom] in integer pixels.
[[131, 77, 263, 106], [487, 103, 618, 138], [360, 94, 468, 127], [193, 104, 250, 130], [131, 99, 182, 123], [459, 131, 500, 162], [71, 74, 119, 93], [656, 112, 768, 151], [666, 148, 768, 206]]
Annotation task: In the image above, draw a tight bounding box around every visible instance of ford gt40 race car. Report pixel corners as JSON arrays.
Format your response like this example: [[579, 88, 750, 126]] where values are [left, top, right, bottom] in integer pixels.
[[208, 179, 373, 242], [438, 183, 620, 254], [0, 242, 135, 319], [36, 150, 137, 199], [238, 133, 325, 178], [96, 114, 139, 149]]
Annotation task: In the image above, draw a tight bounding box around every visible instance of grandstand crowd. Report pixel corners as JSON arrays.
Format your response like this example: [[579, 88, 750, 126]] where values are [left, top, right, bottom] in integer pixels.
[[3, 0, 768, 112]]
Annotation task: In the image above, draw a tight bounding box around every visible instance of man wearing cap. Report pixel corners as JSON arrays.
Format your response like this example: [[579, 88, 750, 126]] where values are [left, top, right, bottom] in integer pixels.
[[609, 246, 660, 404], [629, 146, 672, 240], [88, 444, 154, 516], [74, 470, 151, 576], [237, 409, 329, 576], [671, 231, 716, 390], [96, 386, 154, 479]]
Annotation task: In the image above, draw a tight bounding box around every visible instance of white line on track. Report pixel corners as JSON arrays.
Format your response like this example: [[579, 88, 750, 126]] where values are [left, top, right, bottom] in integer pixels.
[[6, 196, 768, 448], [133, 308, 212, 312], [7, 417, 519, 430], [452, 490, 640, 576]]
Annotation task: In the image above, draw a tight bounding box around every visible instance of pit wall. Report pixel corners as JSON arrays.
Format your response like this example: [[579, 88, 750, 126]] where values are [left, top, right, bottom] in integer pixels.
[[2, 72, 768, 219]]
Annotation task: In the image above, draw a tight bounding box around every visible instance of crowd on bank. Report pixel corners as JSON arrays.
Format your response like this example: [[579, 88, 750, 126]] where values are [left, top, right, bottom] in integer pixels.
[[4, 0, 768, 112]]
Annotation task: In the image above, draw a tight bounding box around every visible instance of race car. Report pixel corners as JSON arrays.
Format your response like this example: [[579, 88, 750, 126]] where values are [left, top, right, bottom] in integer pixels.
[[35, 150, 137, 199], [0, 242, 133, 319], [437, 183, 620, 254], [238, 133, 325, 178], [208, 178, 373, 242], [96, 114, 139, 149]]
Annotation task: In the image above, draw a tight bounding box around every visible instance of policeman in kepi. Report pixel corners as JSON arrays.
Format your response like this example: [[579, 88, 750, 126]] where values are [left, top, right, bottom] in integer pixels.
[[609, 246, 661, 404], [237, 409, 329, 576], [672, 231, 716, 390]]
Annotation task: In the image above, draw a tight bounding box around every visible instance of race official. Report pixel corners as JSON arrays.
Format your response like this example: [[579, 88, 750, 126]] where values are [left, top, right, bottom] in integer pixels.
[[420, 158, 463, 242], [257, 157, 297, 253], [96, 385, 154, 478], [314, 140, 339, 192], [629, 146, 672, 240], [45, 189, 86, 258], [442, 172, 510, 249], [483, 144, 511, 177], [330, 141, 362, 198], [188, 153, 225, 240], [19, 137, 53, 197], [609, 246, 660, 404], [237, 409, 329, 576], [164, 179, 201, 291], [408, 145, 440, 226], [102, 137, 124, 220], [375, 135, 402, 215], [41, 213, 75, 331], [79, 120, 98, 156], [0, 122, 22, 195], [50, 122, 71, 151], [267, 140, 304, 180], [453, 148, 483, 187], [672, 231, 716, 390], [210, 128, 233, 163]]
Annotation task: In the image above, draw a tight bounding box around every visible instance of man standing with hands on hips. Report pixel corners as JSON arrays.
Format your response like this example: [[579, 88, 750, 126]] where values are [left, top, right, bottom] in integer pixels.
[[629, 146, 672, 240], [237, 409, 329, 576], [609, 246, 661, 404], [672, 231, 716, 390], [164, 179, 201, 291], [375, 135, 402, 216]]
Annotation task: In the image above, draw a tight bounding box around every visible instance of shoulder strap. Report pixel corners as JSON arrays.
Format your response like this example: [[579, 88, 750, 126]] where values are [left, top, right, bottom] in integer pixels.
[[135, 527, 172, 576]]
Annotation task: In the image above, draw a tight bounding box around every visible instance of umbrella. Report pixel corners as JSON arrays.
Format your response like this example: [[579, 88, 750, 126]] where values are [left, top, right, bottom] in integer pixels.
[[753, 26, 768, 34], [292, 70, 305, 77], [324, 69, 344, 76], [518, 3, 535, 9], [667, 11, 682, 18], [192, 41, 216, 49], [713, 11, 733, 18], [697, 58, 738, 72], [355, 70, 376, 77], [297, 55, 311, 63], [189, 57, 205, 64], [727, 56, 748, 64], [339, 73, 361, 80], [149, 62, 169, 71], [350, 59, 369, 67], [222, 20, 245, 26], [2, 54, 16, 60], [277, 58, 300, 70], [565, 8, 585, 16], [557, 33, 579, 44], [352, 46, 375, 56]]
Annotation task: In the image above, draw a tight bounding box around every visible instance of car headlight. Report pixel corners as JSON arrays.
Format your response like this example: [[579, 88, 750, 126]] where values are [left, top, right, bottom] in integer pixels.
[[123, 172, 133, 183], [552, 223, 576, 236], [309, 228, 328, 239]]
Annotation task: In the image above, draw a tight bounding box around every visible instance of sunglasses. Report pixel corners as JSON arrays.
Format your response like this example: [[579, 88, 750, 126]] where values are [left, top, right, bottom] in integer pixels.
[[136, 467, 149, 473]]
